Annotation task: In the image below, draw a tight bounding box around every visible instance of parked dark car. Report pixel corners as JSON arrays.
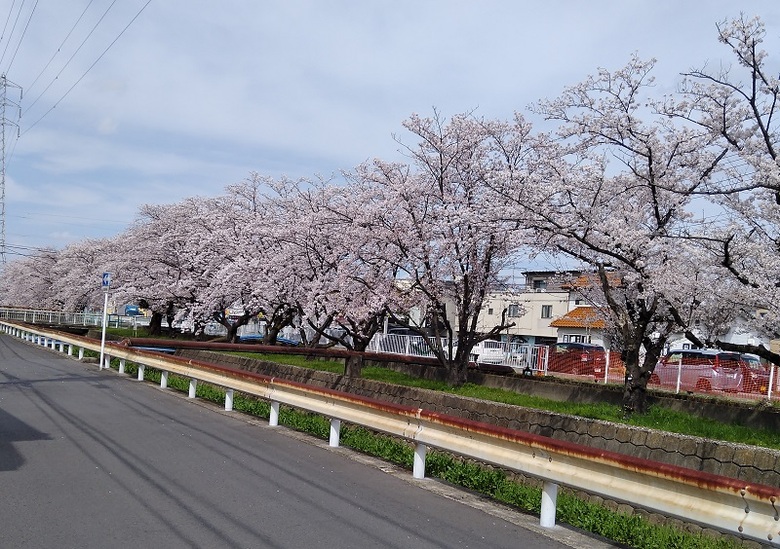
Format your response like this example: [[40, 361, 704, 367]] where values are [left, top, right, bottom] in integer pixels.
[[545, 342, 606, 377], [737, 353, 772, 394], [651, 349, 742, 392]]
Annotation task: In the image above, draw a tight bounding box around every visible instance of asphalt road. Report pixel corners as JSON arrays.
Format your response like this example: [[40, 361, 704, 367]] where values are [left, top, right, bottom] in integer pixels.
[[0, 334, 616, 548]]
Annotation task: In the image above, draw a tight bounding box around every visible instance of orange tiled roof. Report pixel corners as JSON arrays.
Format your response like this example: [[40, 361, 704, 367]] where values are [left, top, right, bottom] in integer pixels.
[[549, 306, 606, 329], [561, 272, 622, 290]]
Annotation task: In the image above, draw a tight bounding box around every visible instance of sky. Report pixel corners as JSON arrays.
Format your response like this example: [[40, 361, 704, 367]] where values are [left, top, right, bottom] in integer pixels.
[[1, 0, 779, 262]]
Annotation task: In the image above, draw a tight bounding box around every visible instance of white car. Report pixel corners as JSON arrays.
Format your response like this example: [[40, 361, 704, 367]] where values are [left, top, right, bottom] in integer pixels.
[[470, 340, 506, 364]]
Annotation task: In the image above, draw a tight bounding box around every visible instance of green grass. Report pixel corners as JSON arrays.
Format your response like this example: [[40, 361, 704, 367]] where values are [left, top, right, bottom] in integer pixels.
[[105, 327, 180, 339], [229, 351, 346, 374]]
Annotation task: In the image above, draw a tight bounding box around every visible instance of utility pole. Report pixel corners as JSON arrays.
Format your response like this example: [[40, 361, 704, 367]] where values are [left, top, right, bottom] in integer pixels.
[[0, 75, 21, 264]]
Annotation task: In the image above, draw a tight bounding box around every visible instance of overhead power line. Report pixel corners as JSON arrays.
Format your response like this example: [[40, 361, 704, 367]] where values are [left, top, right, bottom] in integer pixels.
[[0, 0, 26, 71], [25, 0, 95, 96], [21, 0, 153, 137], [22, 0, 119, 118], [4, 0, 38, 75]]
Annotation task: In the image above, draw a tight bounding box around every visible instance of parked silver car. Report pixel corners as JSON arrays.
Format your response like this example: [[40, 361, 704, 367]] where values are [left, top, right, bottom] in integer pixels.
[[650, 349, 743, 392]]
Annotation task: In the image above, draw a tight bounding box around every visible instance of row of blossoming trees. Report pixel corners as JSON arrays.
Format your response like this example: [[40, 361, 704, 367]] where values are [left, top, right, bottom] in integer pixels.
[[2, 15, 779, 414]]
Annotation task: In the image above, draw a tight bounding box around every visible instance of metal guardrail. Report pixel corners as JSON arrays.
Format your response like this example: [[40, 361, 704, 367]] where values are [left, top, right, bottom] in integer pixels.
[[3, 321, 780, 545]]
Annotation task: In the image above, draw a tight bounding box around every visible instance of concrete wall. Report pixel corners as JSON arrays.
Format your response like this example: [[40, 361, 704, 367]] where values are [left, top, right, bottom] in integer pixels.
[[179, 349, 780, 488]]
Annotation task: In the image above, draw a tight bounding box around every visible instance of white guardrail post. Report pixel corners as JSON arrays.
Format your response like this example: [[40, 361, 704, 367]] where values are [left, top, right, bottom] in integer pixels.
[[329, 419, 341, 447], [225, 388, 234, 411], [540, 481, 559, 528], [413, 443, 427, 479], [3, 320, 780, 545]]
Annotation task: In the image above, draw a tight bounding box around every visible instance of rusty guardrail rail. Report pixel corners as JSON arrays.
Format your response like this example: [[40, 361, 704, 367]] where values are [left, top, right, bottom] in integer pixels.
[[3, 320, 780, 545]]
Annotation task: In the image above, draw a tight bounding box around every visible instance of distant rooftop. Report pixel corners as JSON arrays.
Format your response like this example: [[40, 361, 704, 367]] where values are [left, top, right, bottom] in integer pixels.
[[549, 306, 606, 329]]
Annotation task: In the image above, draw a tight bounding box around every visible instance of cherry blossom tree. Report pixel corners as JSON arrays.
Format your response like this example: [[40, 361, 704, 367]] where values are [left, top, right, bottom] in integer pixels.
[[495, 57, 728, 414], [210, 174, 301, 344], [50, 238, 116, 313], [116, 200, 214, 335], [0, 249, 59, 309], [668, 14, 780, 364], [267, 176, 405, 376], [350, 112, 536, 385]]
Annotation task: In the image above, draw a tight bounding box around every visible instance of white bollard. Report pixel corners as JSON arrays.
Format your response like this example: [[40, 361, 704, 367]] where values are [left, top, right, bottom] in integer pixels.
[[329, 419, 341, 447], [269, 401, 280, 427], [118, 358, 126, 374], [413, 443, 427, 479], [225, 389, 234, 411], [188, 379, 197, 398], [103, 355, 111, 370], [78, 347, 85, 360], [540, 481, 559, 528], [161, 371, 169, 389], [67, 344, 73, 357], [137, 364, 145, 381]]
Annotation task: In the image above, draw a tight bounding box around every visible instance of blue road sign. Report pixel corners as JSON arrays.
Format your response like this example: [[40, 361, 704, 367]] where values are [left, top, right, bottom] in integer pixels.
[[102, 272, 111, 290]]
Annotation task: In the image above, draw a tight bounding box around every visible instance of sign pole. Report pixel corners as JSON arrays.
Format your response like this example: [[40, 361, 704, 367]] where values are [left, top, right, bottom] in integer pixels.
[[99, 272, 111, 369]]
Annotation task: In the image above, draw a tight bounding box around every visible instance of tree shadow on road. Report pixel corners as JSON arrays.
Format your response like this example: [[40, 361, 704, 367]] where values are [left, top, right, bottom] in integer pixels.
[[0, 407, 51, 471]]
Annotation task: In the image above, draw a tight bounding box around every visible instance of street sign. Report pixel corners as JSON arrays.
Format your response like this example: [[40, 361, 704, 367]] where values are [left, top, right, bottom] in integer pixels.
[[102, 272, 111, 291]]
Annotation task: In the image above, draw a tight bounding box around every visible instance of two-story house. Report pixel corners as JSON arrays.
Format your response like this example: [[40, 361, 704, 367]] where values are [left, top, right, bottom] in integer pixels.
[[476, 271, 585, 346]]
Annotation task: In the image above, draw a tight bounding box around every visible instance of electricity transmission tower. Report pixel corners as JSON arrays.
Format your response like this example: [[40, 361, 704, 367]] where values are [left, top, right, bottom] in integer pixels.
[[0, 75, 21, 264]]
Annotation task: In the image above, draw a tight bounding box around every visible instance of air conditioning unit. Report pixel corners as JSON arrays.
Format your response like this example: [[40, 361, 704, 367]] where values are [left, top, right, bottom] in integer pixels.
[[535, 288, 546, 293]]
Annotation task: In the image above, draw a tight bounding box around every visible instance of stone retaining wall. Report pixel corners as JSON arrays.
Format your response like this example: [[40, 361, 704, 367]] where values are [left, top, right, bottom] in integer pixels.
[[179, 349, 780, 488]]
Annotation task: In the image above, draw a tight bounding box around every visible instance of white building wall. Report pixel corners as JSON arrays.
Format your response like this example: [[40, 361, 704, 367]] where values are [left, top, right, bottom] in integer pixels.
[[477, 290, 569, 344]]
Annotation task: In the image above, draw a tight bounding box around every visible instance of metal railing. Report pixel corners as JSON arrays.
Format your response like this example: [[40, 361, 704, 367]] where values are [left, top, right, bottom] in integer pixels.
[[0, 307, 103, 326], [3, 320, 779, 545], [0, 307, 150, 329]]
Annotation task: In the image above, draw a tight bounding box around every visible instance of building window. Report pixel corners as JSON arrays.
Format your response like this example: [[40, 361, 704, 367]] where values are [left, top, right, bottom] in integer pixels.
[[564, 334, 591, 343], [487, 307, 494, 315], [507, 304, 522, 317], [532, 279, 547, 290], [541, 305, 552, 319]]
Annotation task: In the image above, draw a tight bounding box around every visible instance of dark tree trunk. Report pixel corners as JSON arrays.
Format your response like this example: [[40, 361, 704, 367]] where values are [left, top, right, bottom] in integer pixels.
[[622, 370, 651, 415], [263, 323, 282, 345], [344, 354, 363, 378], [621, 335, 665, 416], [445, 357, 469, 386], [148, 312, 163, 336]]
